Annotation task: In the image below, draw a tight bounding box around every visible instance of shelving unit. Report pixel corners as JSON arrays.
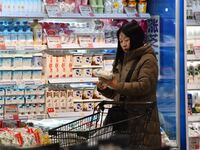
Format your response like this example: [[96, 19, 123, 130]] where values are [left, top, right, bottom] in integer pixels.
[[186, 1, 200, 148]]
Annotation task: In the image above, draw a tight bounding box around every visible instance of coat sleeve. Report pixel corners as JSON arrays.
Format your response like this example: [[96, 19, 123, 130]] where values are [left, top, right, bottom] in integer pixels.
[[114, 56, 158, 97], [97, 87, 116, 99]]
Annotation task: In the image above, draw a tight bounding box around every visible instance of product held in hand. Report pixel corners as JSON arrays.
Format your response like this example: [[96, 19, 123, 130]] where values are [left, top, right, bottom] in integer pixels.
[[93, 69, 113, 80]]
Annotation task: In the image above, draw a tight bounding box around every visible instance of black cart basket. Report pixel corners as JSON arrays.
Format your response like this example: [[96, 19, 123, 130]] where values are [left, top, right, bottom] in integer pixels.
[[48, 101, 155, 148]]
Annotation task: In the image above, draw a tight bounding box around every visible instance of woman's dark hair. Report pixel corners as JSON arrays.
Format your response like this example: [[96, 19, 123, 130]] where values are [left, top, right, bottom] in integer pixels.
[[113, 21, 145, 73]]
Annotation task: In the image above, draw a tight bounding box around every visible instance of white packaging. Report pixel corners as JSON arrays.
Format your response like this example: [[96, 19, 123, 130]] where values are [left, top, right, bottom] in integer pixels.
[[22, 70, 32, 80], [73, 89, 83, 99], [82, 89, 93, 99], [82, 55, 92, 66], [72, 68, 82, 78], [13, 70, 23, 80], [82, 68, 92, 77], [23, 55, 33, 67], [92, 55, 103, 65], [32, 70, 42, 79], [66, 55, 73, 77], [13, 54, 23, 68], [2, 71, 12, 80], [2, 56, 12, 67], [74, 102, 82, 112], [73, 54, 82, 66]]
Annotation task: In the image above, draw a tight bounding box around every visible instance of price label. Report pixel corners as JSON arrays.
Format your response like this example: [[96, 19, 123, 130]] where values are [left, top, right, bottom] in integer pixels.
[[0, 36, 6, 49], [46, 5, 61, 17], [4, 105, 19, 120], [124, 7, 137, 17], [47, 108, 55, 113], [79, 5, 94, 17]]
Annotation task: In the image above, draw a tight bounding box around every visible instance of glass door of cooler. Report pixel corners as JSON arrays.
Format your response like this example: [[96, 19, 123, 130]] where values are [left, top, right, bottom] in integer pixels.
[[148, 0, 179, 149], [186, 0, 200, 149]]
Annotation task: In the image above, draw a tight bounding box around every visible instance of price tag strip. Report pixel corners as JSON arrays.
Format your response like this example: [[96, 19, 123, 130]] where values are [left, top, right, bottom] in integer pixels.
[[79, 5, 94, 17]]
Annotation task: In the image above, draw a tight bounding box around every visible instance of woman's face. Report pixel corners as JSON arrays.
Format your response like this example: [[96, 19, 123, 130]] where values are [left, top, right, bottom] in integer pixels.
[[119, 32, 130, 53]]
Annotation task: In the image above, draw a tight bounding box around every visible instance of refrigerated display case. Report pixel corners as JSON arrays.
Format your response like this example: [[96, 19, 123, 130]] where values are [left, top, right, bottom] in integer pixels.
[[0, 0, 185, 149], [148, 0, 182, 149], [186, 0, 200, 149]]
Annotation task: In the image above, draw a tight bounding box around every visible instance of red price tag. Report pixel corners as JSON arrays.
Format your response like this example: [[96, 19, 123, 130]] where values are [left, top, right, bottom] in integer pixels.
[[48, 108, 55, 113], [88, 43, 93, 48], [13, 114, 19, 120], [0, 36, 6, 49], [56, 44, 62, 48]]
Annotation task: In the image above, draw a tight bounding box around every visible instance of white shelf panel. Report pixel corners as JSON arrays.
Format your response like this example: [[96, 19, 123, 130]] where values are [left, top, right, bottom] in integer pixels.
[[47, 44, 117, 50], [73, 99, 112, 102], [187, 55, 200, 61], [0, 12, 47, 18], [72, 65, 103, 69], [48, 111, 94, 118], [187, 19, 200, 26], [48, 77, 98, 84], [0, 67, 42, 71], [188, 114, 200, 122], [0, 80, 45, 86], [19, 114, 47, 120], [187, 84, 200, 90], [47, 13, 150, 19]]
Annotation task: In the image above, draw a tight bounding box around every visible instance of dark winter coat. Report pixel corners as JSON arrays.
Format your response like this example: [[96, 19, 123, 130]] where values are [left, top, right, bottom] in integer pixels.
[[98, 44, 161, 149]]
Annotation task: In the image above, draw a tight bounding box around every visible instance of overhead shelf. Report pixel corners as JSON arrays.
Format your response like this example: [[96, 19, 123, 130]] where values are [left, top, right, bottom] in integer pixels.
[[0, 67, 43, 71], [0, 12, 47, 18], [0, 80, 45, 86], [46, 12, 151, 20], [48, 77, 99, 84], [187, 84, 200, 90], [188, 114, 200, 122], [187, 19, 200, 26], [187, 55, 200, 61]]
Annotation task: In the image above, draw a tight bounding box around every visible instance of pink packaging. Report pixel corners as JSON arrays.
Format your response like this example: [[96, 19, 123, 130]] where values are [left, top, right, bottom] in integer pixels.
[[81, 0, 88, 5], [75, 0, 81, 13]]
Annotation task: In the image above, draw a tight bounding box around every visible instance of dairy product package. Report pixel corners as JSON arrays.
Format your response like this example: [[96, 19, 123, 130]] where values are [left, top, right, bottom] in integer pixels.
[[93, 69, 113, 80]]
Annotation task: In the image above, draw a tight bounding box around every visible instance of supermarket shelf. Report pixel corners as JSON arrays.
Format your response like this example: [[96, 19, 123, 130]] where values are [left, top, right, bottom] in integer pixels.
[[187, 84, 200, 90], [0, 67, 43, 71], [188, 114, 200, 122], [48, 77, 98, 84], [187, 55, 200, 61], [0, 80, 45, 86], [72, 65, 103, 69], [2, 114, 47, 120], [19, 114, 47, 120], [47, 13, 151, 19], [0, 12, 47, 18], [187, 19, 200, 26], [47, 45, 117, 50], [48, 111, 94, 118], [73, 99, 112, 102]]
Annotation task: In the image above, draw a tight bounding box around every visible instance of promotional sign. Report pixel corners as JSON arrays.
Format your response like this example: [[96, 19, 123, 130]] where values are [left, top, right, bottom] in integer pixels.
[[147, 16, 160, 77]]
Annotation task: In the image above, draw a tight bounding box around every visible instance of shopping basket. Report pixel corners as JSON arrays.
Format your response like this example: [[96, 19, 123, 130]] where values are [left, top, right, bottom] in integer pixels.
[[48, 101, 155, 148]]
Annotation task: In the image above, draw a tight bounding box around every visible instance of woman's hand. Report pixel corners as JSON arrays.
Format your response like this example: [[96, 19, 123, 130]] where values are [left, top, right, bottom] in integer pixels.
[[99, 76, 118, 89], [97, 80, 108, 90]]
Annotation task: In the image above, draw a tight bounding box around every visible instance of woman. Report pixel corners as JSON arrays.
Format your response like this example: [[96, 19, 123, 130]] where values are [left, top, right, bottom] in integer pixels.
[[97, 21, 161, 149]]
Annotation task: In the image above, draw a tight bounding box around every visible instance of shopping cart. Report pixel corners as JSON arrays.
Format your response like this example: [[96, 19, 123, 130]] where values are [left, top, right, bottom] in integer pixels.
[[48, 100, 155, 149]]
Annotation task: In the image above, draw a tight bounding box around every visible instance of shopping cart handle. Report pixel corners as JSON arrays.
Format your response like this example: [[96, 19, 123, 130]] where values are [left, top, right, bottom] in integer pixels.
[[98, 100, 156, 106]]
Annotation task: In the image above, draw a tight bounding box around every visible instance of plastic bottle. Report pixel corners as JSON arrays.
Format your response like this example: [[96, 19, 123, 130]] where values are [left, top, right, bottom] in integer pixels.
[[3, 27, 11, 47], [25, 27, 34, 47], [10, 27, 18, 47], [31, 20, 43, 45], [17, 27, 26, 47], [138, 0, 147, 13]]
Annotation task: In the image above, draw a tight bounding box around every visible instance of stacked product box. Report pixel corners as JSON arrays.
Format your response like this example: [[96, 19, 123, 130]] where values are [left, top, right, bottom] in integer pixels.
[[0, 54, 43, 81], [45, 87, 105, 113]]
